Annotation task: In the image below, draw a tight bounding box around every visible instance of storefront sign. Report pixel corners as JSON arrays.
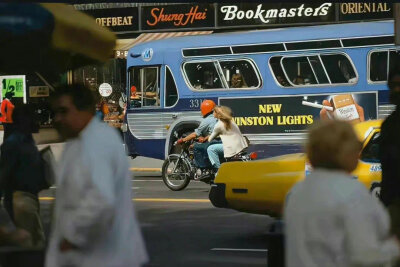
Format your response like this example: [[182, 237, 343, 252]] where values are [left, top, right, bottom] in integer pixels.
[[85, 7, 139, 32], [219, 92, 377, 134], [29, 86, 50, 97], [0, 75, 26, 103], [115, 50, 128, 59], [217, 3, 335, 27], [99, 83, 112, 97], [141, 4, 215, 31], [339, 2, 392, 21]]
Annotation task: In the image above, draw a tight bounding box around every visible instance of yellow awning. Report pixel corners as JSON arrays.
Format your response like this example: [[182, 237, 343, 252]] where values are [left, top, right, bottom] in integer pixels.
[[115, 31, 212, 51], [41, 4, 116, 62]]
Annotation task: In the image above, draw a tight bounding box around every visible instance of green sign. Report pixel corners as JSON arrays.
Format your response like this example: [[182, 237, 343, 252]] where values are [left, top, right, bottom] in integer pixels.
[[0, 75, 26, 103]]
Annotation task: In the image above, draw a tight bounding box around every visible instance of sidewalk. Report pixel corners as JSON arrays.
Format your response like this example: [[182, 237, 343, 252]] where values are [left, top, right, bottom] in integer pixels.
[[0, 129, 163, 170]]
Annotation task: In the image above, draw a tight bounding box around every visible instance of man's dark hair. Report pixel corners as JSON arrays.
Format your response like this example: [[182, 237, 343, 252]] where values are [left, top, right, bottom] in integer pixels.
[[52, 84, 96, 114], [12, 104, 39, 134]]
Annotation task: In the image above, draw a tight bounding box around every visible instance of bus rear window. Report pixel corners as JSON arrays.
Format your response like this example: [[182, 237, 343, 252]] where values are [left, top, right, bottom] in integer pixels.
[[270, 53, 357, 87]]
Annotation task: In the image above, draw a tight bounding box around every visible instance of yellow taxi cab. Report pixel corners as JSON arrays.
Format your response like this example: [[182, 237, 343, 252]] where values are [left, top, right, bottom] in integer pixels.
[[209, 120, 382, 217]]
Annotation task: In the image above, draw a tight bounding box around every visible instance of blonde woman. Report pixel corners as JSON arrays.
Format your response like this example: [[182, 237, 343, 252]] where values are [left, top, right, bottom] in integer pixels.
[[284, 120, 400, 267], [207, 106, 248, 170]]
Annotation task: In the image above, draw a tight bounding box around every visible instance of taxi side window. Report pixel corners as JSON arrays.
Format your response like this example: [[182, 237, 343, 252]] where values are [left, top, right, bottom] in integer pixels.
[[360, 132, 380, 163]]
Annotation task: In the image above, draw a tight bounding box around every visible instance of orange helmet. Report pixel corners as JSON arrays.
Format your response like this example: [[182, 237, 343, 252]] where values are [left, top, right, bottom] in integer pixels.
[[200, 100, 216, 117]]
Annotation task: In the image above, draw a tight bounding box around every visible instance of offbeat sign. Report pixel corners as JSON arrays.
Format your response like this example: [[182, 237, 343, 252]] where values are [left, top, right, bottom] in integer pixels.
[[85, 7, 139, 32]]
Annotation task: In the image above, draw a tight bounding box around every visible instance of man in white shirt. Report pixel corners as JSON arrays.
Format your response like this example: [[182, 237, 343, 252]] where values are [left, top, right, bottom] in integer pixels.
[[46, 85, 148, 267], [285, 120, 400, 267]]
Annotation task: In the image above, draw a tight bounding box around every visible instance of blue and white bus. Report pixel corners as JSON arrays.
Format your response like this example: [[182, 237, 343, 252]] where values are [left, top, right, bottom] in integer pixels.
[[123, 20, 397, 160]]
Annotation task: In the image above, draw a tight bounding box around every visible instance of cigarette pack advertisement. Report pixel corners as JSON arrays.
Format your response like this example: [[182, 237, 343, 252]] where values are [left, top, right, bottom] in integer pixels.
[[219, 91, 377, 134]]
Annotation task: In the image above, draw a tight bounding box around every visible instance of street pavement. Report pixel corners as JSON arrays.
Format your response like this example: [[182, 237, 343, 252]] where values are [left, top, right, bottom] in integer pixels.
[[1, 129, 275, 266], [39, 172, 274, 267]]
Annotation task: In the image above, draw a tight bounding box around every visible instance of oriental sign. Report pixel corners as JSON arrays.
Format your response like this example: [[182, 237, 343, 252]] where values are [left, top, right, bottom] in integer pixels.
[[339, 3, 392, 21]]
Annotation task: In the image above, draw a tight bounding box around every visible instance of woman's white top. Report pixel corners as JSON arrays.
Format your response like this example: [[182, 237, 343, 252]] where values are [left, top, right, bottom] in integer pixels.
[[208, 120, 248, 157], [284, 168, 399, 267]]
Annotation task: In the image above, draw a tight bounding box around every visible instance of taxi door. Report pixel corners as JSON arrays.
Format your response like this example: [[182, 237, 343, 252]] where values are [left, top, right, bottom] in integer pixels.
[[353, 127, 381, 196]]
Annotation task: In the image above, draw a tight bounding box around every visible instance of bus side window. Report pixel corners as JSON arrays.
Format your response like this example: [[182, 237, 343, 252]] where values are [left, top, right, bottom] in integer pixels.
[[389, 50, 400, 78], [165, 66, 178, 107], [183, 62, 223, 90], [128, 66, 160, 108], [219, 60, 260, 89], [282, 56, 318, 86], [370, 51, 388, 82], [320, 54, 357, 84], [369, 50, 400, 83], [272, 53, 357, 87], [269, 56, 291, 87]]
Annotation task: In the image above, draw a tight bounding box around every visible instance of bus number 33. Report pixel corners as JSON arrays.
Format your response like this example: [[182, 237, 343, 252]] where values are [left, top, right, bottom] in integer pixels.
[[189, 99, 206, 108]]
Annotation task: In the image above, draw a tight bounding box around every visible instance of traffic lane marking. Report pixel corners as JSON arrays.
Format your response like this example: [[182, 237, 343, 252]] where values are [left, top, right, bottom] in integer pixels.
[[132, 179, 162, 182], [130, 168, 161, 172], [40, 197, 209, 203], [211, 248, 268, 252], [49, 186, 141, 189]]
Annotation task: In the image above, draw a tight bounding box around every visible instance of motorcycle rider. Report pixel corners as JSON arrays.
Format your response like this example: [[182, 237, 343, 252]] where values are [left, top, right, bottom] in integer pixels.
[[208, 105, 248, 170], [176, 100, 221, 173]]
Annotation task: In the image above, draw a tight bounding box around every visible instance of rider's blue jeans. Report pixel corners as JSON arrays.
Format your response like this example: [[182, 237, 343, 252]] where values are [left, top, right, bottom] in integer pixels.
[[207, 143, 224, 169]]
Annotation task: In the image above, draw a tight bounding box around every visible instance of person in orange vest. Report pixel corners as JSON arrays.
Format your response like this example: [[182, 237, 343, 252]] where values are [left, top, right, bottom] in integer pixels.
[[0, 92, 15, 141]]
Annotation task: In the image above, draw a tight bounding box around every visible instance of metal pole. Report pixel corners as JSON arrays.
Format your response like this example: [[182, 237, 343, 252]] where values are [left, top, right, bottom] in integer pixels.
[[395, 3, 400, 45]]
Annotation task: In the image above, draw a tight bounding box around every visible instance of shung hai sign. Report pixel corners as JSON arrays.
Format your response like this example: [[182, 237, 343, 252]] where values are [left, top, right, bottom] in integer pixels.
[[141, 4, 215, 31], [219, 92, 377, 135], [217, 3, 335, 28]]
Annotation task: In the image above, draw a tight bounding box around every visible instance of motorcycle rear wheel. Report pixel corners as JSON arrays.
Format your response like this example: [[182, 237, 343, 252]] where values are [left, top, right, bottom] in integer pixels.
[[162, 154, 191, 191]]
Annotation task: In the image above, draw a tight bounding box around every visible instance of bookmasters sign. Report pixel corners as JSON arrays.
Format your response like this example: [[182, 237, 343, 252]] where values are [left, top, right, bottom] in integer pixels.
[[217, 3, 335, 28]]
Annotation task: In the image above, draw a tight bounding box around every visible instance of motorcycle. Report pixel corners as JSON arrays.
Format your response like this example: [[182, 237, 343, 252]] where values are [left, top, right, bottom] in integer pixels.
[[161, 134, 257, 191]]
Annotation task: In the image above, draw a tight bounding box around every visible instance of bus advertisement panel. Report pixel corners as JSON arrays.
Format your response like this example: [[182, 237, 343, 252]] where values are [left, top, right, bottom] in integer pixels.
[[220, 92, 377, 134]]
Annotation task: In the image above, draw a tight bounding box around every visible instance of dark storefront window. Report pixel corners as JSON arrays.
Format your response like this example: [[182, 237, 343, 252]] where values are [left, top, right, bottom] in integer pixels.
[[73, 59, 126, 104], [73, 58, 127, 123]]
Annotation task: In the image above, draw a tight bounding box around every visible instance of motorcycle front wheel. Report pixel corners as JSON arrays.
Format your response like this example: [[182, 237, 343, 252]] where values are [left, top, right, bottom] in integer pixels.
[[162, 154, 191, 191]]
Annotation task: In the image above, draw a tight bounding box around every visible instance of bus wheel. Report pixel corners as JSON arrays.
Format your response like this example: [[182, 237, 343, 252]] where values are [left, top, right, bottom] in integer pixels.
[[370, 182, 381, 199], [162, 154, 191, 191]]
